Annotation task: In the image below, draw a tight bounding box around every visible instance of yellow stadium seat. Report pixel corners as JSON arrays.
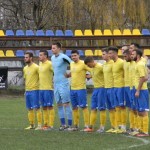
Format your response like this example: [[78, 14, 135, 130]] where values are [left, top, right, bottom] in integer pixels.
[[103, 29, 112, 35], [144, 49, 150, 56], [84, 30, 93, 36], [132, 29, 141, 35], [94, 30, 102, 36], [0, 30, 5, 36], [123, 29, 132, 35], [85, 50, 93, 56], [113, 29, 122, 35], [118, 49, 122, 56], [0, 50, 5, 57], [74, 30, 83, 36], [94, 50, 102, 56], [6, 50, 15, 57]]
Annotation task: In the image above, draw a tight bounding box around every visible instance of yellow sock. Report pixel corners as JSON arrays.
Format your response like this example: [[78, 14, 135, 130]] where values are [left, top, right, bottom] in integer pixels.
[[121, 108, 126, 126], [36, 109, 42, 126], [90, 110, 97, 126], [73, 109, 79, 126], [28, 110, 35, 125], [129, 110, 134, 129], [49, 108, 55, 127], [115, 107, 121, 127], [83, 108, 90, 126], [109, 109, 115, 128], [138, 115, 143, 131], [43, 109, 48, 126], [143, 115, 149, 134], [100, 110, 106, 127], [134, 113, 138, 129]]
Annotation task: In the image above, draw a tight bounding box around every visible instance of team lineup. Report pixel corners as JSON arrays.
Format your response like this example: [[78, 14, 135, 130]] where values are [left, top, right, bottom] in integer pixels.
[[23, 42, 149, 137]]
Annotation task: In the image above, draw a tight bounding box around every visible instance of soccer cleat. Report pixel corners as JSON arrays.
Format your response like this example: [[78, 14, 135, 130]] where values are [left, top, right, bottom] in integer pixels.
[[59, 125, 68, 131], [43, 126, 54, 131], [111, 128, 125, 134], [129, 131, 139, 136], [25, 125, 35, 130], [71, 125, 79, 131], [83, 127, 94, 132], [106, 128, 115, 133], [80, 126, 90, 132], [96, 128, 105, 133], [135, 133, 149, 137], [35, 125, 42, 130]]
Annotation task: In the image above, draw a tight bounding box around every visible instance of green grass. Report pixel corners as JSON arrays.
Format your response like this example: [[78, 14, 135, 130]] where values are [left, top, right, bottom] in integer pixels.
[[0, 95, 150, 150]]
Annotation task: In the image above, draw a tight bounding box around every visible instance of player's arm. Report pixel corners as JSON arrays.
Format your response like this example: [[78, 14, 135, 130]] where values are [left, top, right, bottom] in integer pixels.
[[135, 64, 146, 97], [64, 72, 71, 78], [63, 55, 72, 64]]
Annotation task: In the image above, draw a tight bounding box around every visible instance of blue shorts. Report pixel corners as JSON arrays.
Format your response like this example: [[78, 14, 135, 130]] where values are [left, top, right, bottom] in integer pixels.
[[39, 90, 54, 107], [25, 90, 40, 109], [105, 88, 115, 110], [70, 89, 87, 108], [113, 87, 125, 107], [136, 90, 149, 112], [54, 83, 70, 104], [124, 87, 132, 108], [131, 87, 137, 110], [91, 88, 106, 111]]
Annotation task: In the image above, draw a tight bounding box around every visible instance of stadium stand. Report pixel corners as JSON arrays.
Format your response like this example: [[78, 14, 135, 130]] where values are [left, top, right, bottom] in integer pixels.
[[16, 50, 24, 57], [16, 30, 25, 36], [26, 30, 34, 36], [36, 30, 45, 36], [6, 50, 15, 57], [65, 30, 74, 36], [132, 29, 141, 35], [94, 49, 102, 56], [123, 29, 132, 35], [113, 29, 122, 35], [5, 30, 14, 36], [74, 30, 83, 36], [46, 30, 55, 36], [55, 30, 64, 36], [0, 30, 5, 36], [142, 29, 150, 35], [94, 29, 102, 36], [84, 30, 93, 36], [85, 50, 94, 56], [0, 50, 5, 57], [104, 29, 112, 35]]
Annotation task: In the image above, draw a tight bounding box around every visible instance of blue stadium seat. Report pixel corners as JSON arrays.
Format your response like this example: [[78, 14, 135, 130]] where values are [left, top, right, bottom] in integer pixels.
[[65, 30, 73, 36], [55, 30, 64, 36], [46, 30, 55, 36], [26, 50, 35, 56], [36, 30, 45, 36], [16, 30, 24, 36], [16, 50, 24, 57], [26, 30, 34, 36], [35, 50, 40, 57], [47, 50, 53, 56], [6, 30, 14, 36], [65, 50, 72, 56], [142, 29, 150, 35], [78, 50, 84, 56]]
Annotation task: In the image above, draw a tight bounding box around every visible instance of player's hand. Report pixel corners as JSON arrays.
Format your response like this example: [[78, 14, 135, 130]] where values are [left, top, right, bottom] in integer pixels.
[[64, 73, 70, 78], [135, 91, 140, 98]]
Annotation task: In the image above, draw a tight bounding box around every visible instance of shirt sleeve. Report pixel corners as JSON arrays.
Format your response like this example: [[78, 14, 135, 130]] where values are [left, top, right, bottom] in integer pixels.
[[63, 55, 72, 64], [138, 63, 146, 77]]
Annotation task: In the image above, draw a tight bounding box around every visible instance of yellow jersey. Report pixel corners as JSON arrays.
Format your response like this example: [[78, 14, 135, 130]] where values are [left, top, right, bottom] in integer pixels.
[[124, 60, 130, 87], [103, 60, 114, 88], [135, 59, 148, 90], [39, 60, 53, 90], [129, 61, 136, 89], [112, 58, 124, 88], [23, 63, 39, 91], [70, 60, 91, 90], [91, 63, 104, 88]]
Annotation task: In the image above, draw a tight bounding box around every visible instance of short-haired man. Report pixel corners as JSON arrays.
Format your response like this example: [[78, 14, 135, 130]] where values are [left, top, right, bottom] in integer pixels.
[[23, 52, 42, 129]]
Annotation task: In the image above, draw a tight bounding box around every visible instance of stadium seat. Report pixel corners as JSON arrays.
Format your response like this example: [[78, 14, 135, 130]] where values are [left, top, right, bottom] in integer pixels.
[[65, 30, 73, 36], [94, 29, 102, 36], [36, 30, 45, 36], [35, 50, 40, 57], [113, 29, 122, 35], [5, 30, 14, 36], [142, 29, 150, 35], [26, 30, 34, 36], [74, 30, 83, 36], [103, 29, 112, 35], [84, 30, 93, 36], [85, 50, 93, 56], [118, 49, 122, 56], [78, 50, 84, 56], [0, 50, 5, 57], [16, 50, 24, 57], [94, 50, 102, 56], [55, 30, 64, 36], [0, 30, 5, 36], [46, 30, 55, 36], [47, 50, 53, 56], [65, 50, 72, 56], [6, 50, 15, 57], [132, 29, 141, 35], [16, 30, 24, 36], [123, 29, 132, 35], [144, 49, 150, 56]]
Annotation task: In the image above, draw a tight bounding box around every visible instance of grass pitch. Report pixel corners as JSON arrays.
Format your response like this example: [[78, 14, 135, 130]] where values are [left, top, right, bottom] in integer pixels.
[[0, 95, 150, 150]]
